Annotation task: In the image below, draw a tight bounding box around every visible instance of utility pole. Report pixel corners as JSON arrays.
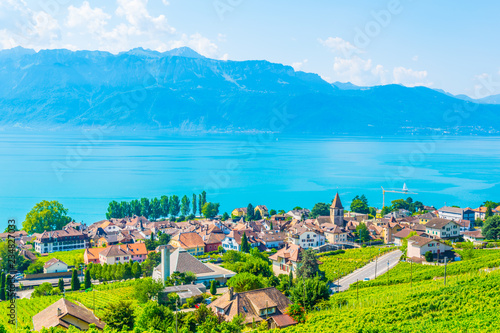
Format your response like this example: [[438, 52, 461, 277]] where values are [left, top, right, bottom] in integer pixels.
[[387, 261, 389, 286], [444, 257, 448, 286], [375, 248, 380, 278], [175, 298, 178, 333], [410, 260, 413, 289], [356, 279, 359, 302], [302, 276, 307, 311]]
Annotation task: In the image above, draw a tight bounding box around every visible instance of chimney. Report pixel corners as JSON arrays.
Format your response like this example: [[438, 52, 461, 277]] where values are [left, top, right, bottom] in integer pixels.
[[229, 287, 234, 301], [161, 246, 170, 283], [57, 308, 62, 316]]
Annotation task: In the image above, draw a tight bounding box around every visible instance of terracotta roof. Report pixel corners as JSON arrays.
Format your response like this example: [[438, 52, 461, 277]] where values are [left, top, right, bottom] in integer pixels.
[[425, 218, 457, 229], [171, 232, 205, 248], [85, 248, 104, 260], [320, 223, 346, 234], [272, 314, 297, 328], [393, 228, 426, 239], [408, 235, 436, 247], [36, 227, 87, 242], [269, 243, 302, 263], [32, 298, 105, 331], [259, 232, 286, 243], [331, 192, 343, 209], [203, 233, 226, 245], [43, 258, 67, 269], [99, 243, 148, 258], [227, 230, 262, 245]]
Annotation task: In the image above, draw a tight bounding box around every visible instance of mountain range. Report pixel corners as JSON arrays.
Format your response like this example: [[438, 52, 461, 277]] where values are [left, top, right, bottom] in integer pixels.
[[0, 46, 499, 135]]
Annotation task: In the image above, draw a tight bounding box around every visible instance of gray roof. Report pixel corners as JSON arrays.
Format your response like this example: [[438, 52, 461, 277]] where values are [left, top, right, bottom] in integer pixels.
[[425, 218, 457, 229]]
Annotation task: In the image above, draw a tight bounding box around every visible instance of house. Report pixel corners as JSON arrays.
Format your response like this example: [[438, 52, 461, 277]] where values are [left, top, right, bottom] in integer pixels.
[[320, 223, 348, 244], [84, 248, 103, 265], [463, 230, 485, 245], [259, 232, 286, 249], [269, 243, 303, 277], [153, 246, 236, 286], [221, 230, 264, 252], [96, 232, 133, 247], [425, 218, 460, 239], [315, 192, 346, 227], [43, 258, 68, 274], [393, 228, 427, 246], [203, 232, 226, 253], [209, 287, 297, 329], [384, 209, 410, 219], [255, 205, 269, 217], [287, 222, 325, 249], [34, 227, 89, 254], [380, 219, 403, 244], [270, 214, 288, 222], [32, 299, 105, 331], [169, 232, 206, 256], [232, 208, 247, 217], [286, 209, 310, 220], [160, 283, 207, 305], [457, 219, 473, 233], [97, 243, 148, 265], [98, 221, 122, 233], [0, 230, 28, 241], [64, 221, 87, 231], [418, 212, 436, 224], [438, 206, 475, 224], [407, 236, 452, 259]]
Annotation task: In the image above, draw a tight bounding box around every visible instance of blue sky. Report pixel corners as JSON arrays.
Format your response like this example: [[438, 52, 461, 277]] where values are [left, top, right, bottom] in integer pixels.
[[0, 0, 499, 96]]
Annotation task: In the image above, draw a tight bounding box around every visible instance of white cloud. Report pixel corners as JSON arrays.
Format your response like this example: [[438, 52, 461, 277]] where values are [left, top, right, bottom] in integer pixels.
[[333, 56, 388, 86], [412, 55, 419, 61], [66, 2, 111, 35], [169, 33, 220, 58], [162, 0, 170, 5], [319, 37, 360, 57], [115, 0, 175, 34], [393, 67, 429, 87], [292, 59, 308, 71]]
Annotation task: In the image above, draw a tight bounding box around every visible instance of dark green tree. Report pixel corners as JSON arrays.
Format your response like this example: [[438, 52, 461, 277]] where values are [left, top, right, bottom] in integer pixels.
[[106, 201, 120, 219], [221, 212, 229, 221], [355, 223, 370, 242], [169, 195, 180, 217], [102, 300, 135, 330], [135, 301, 173, 332], [201, 191, 207, 207], [296, 248, 319, 279], [0, 273, 5, 301], [240, 232, 250, 253], [160, 195, 169, 218], [192, 194, 197, 217], [150, 198, 161, 220], [130, 199, 142, 216], [119, 201, 131, 217], [254, 210, 262, 220], [140, 198, 151, 218], [181, 195, 191, 216], [350, 195, 369, 214], [132, 261, 142, 279], [246, 203, 255, 221], [483, 215, 500, 240], [58, 278, 65, 293], [71, 269, 80, 291], [198, 194, 203, 215], [310, 202, 329, 218], [23, 200, 72, 233], [134, 277, 165, 303], [424, 251, 433, 262], [269, 209, 277, 216], [202, 202, 218, 219], [290, 276, 329, 310], [227, 272, 264, 292], [84, 269, 92, 289]]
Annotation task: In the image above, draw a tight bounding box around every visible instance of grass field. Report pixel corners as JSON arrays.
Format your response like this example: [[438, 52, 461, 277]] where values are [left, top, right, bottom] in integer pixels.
[[34, 249, 85, 266]]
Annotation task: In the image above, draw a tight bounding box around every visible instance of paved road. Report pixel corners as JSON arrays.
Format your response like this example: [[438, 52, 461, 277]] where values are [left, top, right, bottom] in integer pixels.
[[331, 249, 402, 293]]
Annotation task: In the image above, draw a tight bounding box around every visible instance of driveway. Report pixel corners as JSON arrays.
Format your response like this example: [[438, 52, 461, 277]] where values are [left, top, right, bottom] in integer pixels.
[[331, 249, 402, 292]]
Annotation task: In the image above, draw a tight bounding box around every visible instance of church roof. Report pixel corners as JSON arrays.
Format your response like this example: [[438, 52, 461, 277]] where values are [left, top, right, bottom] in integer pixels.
[[331, 192, 343, 209]]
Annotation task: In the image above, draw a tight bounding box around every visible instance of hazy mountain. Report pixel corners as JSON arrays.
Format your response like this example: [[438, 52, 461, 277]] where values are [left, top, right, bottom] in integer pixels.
[[0, 47, 499, 135]]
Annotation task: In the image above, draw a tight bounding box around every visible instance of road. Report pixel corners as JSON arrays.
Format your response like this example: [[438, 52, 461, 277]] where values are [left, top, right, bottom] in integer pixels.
[[331, 249, 402, 293]]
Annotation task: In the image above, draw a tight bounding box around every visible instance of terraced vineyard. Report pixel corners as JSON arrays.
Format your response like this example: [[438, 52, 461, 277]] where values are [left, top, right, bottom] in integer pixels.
[[319, 246, 395, 281], [275, 249, 500, 333], [0, 283, 135, 332]]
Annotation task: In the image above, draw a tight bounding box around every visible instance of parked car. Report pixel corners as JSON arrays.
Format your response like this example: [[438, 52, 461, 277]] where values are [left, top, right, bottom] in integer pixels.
[[363, 277, 370, 281]]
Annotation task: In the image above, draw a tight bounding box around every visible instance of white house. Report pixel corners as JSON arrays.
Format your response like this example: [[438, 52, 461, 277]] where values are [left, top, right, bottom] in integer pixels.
[[407, 236, 452, 259], [425, 218, 460, 239], [287, 222, 325, 249], [438, 206, 475, 224], [463, 230, 485, 245], [221, 230, 263, 252], [43, 258, 69, 274], [320, 223, 348, 244]]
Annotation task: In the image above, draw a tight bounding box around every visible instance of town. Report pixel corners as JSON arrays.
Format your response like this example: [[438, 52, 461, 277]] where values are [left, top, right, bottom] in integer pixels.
[[1, 191, 499, 332]]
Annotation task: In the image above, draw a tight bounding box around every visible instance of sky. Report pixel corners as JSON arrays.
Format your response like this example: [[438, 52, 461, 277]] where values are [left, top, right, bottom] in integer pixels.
[[0, 0, 499, 97]]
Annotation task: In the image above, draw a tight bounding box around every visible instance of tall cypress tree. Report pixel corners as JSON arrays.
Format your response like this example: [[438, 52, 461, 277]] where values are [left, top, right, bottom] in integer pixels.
[[58, 278, 65, 293], [0, 272, 5, 301], [84, 269, 92, 289], [198, 194, 203, 215], [240, 232, 250, 253], [247, 203, 255, 221], [71, 269, 80, 291], [192, 194, 197, 217]]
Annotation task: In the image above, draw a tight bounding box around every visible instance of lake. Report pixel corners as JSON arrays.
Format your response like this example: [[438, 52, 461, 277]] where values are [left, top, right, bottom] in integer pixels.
[[1, 131, 499, 231]]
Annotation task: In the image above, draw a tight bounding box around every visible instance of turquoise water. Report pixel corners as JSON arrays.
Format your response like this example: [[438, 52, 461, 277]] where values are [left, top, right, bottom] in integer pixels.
[[1, 132, 499, 231]]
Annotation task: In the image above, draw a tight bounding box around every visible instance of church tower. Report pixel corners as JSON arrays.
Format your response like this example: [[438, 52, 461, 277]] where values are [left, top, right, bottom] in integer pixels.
[[330, 192, 344, 227]]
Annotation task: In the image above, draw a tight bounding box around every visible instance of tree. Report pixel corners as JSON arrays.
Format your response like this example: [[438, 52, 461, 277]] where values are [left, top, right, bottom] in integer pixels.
[[130, 199, 142, 216], [350, 195, 369, 214], [198, 194, 203, 215], [246, 203, 255, 221], [483, 215, 500, 240], [240, 232, 250, 253], [140, 198, 151, 218], [286, 303, 306, 324], [32, 282, 60, 297], [58, 278, 65, 293], [160, 195, 170, 218], [355, 223, 370, 242], [23, 200, 72, 233], [227, 272, 265, 292], [102, 301, 135, 330], [0, 273, 5, 301], [169, 195, 180, 217], [84, 269, 92, 289], [201, 191, 207, 207], [485, 206, 493, 219], [202, 202, 219, 219], [424, 251, 433, 262], [296, 248, 319, 279], [150, 198, 161, 220], [134, 277, 165, 303], [71, 269, 80, 291], [119, 201, 131, 217], [221, 212, 229, 221], [269, 209, 277, 216], [288, 271, 294, 291], [106, 200, 120, 219], [191, 194, 197, 217], [181, 195, 191, 216], [210, 280, 217, 295], [135, 301, 173, 332], [254, 210, 262, 220], [290, 276, 329, 310], [132, 261, 142, 279], [310, 203, 329, 218], [25, 260, 44, 274]]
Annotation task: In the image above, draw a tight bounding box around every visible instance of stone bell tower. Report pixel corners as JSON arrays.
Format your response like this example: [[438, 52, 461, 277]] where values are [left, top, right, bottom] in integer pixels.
[[330, 192, 344, 227]]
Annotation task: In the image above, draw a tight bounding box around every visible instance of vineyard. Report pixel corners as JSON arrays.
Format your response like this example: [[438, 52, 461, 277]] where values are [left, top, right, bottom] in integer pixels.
[[35, 249, 86, 266], [319, 246, 394, 281], [0, 283, 135, 332], [274, 249, 500, 332]]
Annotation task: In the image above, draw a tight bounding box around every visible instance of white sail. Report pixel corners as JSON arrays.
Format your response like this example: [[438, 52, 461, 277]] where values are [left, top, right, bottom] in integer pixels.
[[402, 183, 408, 192]]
